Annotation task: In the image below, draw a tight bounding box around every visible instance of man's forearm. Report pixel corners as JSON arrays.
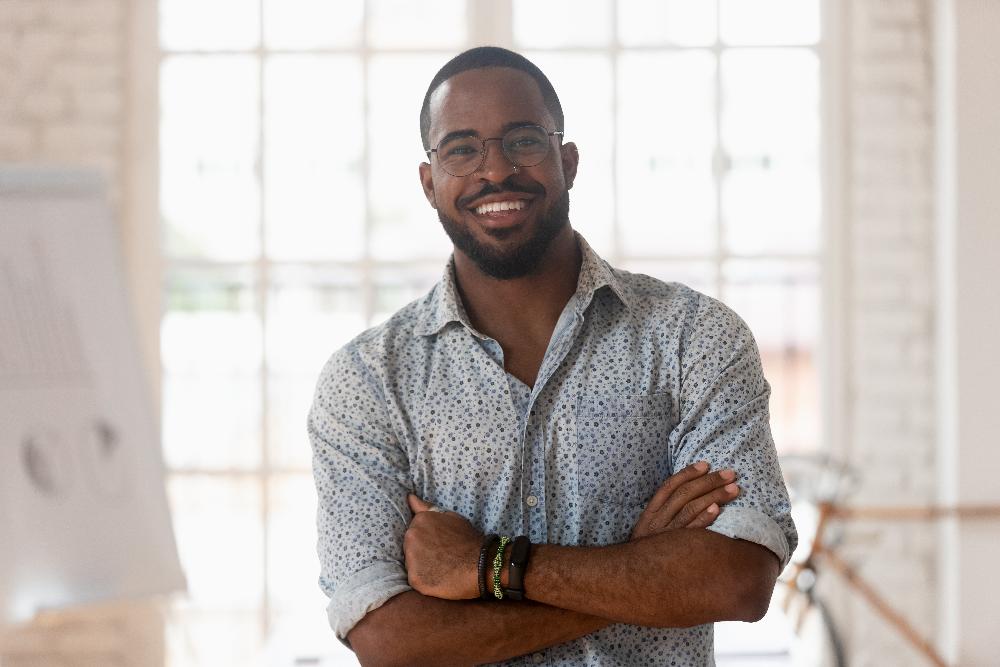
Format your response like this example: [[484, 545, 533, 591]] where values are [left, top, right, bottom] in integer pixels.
[[348, 590, 611, 667], [519, 529, 779, 628]]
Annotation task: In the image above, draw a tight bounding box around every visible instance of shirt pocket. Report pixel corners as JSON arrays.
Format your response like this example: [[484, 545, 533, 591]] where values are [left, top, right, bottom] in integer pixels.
[[575, 392, 674, 506]]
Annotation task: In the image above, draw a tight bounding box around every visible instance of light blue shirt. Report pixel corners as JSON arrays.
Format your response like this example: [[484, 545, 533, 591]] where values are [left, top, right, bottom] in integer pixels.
[[309, 234, 797, 666]]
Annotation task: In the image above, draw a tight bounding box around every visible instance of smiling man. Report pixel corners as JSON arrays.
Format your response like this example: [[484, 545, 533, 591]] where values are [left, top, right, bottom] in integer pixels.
[[309, 47, 797, 666]]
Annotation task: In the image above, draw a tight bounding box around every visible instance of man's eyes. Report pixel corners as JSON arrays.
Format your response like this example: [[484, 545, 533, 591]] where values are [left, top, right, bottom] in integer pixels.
[[508, 137, 541, 149], [444, 143, 479, 157]]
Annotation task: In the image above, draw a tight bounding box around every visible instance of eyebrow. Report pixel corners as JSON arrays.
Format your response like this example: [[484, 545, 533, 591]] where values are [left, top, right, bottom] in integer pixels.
[[434, 121, 542, 147]]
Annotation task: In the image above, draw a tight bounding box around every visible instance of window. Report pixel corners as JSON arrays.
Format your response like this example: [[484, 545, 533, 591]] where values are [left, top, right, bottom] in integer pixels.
[[158, 1, 823, 664]]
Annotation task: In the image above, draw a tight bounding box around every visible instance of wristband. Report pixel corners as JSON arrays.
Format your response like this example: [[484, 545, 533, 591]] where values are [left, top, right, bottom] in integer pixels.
[[478, 534, 499, 600], [503, 536, 531, 601], [492, 535, 510, 600]]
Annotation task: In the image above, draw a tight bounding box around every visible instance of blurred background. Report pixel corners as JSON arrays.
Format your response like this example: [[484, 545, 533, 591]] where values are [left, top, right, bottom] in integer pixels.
[[0, 0, 997, 665]]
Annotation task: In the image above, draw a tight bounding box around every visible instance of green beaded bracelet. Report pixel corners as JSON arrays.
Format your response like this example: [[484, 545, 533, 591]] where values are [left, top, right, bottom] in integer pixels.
[[492, 535, 510, 600]]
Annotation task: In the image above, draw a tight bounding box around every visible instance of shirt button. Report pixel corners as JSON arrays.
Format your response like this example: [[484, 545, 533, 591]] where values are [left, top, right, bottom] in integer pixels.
[[526, 495, 538, 507], [532, 652, 544, 663]]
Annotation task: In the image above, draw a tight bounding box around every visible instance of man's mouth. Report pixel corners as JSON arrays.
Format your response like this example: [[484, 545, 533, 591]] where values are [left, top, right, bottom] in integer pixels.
[[473, 199, 529, 215]]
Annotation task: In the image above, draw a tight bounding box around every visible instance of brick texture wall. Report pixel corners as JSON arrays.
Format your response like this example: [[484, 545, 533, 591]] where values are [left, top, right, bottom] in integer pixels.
[[835, 0, 940, 664], [0, 0, 126, 204], [0, 1, 163, 666]]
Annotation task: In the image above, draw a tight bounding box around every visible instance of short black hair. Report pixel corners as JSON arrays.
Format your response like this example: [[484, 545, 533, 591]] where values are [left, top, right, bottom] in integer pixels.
[[419, 46, 564, 152]]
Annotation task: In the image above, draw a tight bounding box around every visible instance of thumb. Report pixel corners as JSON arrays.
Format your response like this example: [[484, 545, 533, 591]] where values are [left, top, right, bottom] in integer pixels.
[[407, 493, 432, 513]]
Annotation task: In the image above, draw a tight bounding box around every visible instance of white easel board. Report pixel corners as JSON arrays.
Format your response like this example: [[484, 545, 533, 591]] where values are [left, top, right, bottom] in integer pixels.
[[0, 166, 186, 625]]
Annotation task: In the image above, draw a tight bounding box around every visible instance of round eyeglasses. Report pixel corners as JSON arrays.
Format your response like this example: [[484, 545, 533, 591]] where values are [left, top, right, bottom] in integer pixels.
[[426, 124, 564, 177]]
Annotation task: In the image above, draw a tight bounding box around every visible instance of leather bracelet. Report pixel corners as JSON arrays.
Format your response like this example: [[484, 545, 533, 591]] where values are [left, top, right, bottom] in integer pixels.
[[503, 536, 531, 601], [478, 534, 499, 600]]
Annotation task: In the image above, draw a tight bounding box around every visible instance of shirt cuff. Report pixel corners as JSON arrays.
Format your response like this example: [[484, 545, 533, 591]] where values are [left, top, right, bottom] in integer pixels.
[[326, 560, 413, 647], [706, 505, 791, 568]]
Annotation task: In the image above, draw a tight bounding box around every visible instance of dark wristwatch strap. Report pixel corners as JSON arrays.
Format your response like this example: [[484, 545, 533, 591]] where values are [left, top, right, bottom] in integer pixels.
[[503, 535, 531, 601], [479, 534, 500, 600]]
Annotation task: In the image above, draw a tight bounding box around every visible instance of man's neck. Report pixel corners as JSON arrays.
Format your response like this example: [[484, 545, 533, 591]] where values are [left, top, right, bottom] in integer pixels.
[[452, 227, 581, 353]]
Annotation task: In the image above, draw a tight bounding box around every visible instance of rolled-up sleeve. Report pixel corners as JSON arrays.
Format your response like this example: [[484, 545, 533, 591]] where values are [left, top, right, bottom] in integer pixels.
[[309, 342, 413, 644], [669, 295, 798, 568]]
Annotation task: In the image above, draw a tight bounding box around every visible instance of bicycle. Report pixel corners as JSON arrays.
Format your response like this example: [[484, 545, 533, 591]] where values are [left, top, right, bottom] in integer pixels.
[[776, 453, 1000, 667]]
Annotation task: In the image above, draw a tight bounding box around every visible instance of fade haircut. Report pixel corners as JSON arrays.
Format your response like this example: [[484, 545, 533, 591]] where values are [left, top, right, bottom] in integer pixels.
[[419, 46, 564, 152]]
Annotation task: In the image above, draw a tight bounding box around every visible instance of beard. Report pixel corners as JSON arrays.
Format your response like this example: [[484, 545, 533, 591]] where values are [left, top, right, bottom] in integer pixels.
[[438, 185, 571, 280]]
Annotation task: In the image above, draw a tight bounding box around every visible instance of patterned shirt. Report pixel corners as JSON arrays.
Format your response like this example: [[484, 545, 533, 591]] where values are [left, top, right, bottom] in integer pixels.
[[309, 234, 797, 666]]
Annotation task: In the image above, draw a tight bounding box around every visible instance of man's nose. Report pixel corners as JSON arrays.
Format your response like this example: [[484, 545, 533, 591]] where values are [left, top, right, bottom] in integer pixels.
[[475, 137, 518, 179]]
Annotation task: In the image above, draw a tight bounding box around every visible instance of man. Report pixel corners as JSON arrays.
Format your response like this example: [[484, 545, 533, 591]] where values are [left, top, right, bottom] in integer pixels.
[[310, 46, 797, 666]]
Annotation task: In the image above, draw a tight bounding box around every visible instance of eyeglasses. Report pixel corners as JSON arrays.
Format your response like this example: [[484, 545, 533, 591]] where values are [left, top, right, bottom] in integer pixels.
[[426, 124, 564, 177]]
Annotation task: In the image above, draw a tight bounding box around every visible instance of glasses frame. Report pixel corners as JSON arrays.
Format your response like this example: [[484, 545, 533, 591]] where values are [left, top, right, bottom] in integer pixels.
[[426, 124, 565, 177]]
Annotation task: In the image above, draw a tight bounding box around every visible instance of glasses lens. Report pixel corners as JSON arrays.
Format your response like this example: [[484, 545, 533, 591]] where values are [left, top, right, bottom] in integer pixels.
[[437, 136, 482, 176], [503, 126, 550, 167]]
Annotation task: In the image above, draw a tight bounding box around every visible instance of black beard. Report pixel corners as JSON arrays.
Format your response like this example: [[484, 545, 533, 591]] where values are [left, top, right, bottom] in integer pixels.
[[438, 188, 570, 280]]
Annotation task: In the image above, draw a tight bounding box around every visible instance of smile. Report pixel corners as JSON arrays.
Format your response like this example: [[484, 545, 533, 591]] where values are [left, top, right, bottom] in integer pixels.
[[473, 199, 529, 215]]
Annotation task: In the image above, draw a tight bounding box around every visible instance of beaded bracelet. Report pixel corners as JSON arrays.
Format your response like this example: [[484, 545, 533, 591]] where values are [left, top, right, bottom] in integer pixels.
[[492, 535, 510, 600], [478, 534, 500, 600]]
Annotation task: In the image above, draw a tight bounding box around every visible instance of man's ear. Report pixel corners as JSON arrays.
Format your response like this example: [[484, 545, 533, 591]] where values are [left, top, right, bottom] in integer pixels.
[[418, 161, 437, 208], [560, 142, 580, 190]]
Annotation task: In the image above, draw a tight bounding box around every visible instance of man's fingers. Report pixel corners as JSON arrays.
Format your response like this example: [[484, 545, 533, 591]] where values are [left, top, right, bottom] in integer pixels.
[[660, 469, 736, 521], [685, 503, 720, 529], [644, 461, 710, 514], [668, 483, 740, 529], [407, 493, 432, 514]]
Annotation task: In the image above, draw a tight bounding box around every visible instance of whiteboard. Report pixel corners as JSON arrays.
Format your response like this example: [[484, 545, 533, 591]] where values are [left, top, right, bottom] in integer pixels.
[[0, 166, 186, 626]]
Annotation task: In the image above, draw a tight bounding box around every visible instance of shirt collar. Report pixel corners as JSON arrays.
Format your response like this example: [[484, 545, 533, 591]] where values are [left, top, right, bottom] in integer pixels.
[[413, 232, 636, 337]]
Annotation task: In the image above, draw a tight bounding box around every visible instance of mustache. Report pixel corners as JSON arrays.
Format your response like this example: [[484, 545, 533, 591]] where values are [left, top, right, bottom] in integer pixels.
[[456, 179, 546, 209]]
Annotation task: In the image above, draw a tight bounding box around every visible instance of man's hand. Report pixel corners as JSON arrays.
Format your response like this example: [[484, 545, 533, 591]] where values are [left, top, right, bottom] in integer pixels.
[[404, 494, 483, 600], [631, 461, 740, 540]]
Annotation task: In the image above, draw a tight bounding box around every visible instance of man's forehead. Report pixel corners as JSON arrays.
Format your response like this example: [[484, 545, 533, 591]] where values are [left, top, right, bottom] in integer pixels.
[[427, 67, 553, 138]]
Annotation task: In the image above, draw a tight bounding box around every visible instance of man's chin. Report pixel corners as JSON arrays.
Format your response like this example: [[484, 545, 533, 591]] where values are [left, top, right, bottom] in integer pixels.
[[438, 192, 570, 280]]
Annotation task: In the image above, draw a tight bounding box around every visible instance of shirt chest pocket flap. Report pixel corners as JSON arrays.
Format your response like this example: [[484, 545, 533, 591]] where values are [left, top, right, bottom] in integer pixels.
[[575, 392, 674, 506]]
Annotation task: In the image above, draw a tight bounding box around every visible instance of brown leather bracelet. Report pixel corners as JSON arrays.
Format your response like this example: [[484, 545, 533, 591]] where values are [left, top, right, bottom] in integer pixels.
[[503, 535, 531, 601]]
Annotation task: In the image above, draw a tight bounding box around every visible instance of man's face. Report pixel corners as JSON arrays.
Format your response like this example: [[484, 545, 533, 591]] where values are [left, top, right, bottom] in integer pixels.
[[418, 67, 579, 279]]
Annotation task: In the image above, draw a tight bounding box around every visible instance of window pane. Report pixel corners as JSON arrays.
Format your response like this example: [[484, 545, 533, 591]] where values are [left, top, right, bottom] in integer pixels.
[[167, 610, 263, 667], [161, 56, 260, 261], [267, 266, 365, 470], [618, 0, 716, 46], [264, 56, 365, 261], [514, 0, 612, 47], [162, 268, 261, 469], [269, 374, 319, 470], [368, 55, 453, 262], [367, 0, 466, 49], [372, 265, 442, 325], [168, 475, 263, 610], [721, 49, 820, 255], [524, 53, 615, 256], [164, 374, 261, 470], [162, 267, 260, 375], [267, 611, 360, 667], [722, 260, 820, 453], [263, 0, 363, 49], [720, 0, 820, 45], [618, 51, 716, 256], [266, 266, 364, 375], [160, 0, 259, 51], [267, 474, 321, 613]]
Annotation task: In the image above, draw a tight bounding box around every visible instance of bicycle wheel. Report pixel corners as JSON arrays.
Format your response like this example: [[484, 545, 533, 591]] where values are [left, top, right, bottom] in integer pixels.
[[775, 581, 846, 667]]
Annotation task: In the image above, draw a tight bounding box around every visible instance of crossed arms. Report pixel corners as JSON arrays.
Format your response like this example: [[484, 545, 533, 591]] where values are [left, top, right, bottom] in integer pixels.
[[347, 464, 780, 667]]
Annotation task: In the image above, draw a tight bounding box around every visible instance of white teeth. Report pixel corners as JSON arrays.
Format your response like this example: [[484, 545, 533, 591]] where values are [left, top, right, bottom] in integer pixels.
[[475, 199, 528, 215]]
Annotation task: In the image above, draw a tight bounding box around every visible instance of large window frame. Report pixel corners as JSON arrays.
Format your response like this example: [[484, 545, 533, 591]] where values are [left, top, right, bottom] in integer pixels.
[[147, 1, 846, 663]]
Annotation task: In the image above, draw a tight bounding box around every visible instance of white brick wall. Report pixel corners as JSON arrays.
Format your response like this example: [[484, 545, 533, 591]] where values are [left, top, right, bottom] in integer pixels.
[[0, 0, 126, 205], [840, 0, 940, 663]]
